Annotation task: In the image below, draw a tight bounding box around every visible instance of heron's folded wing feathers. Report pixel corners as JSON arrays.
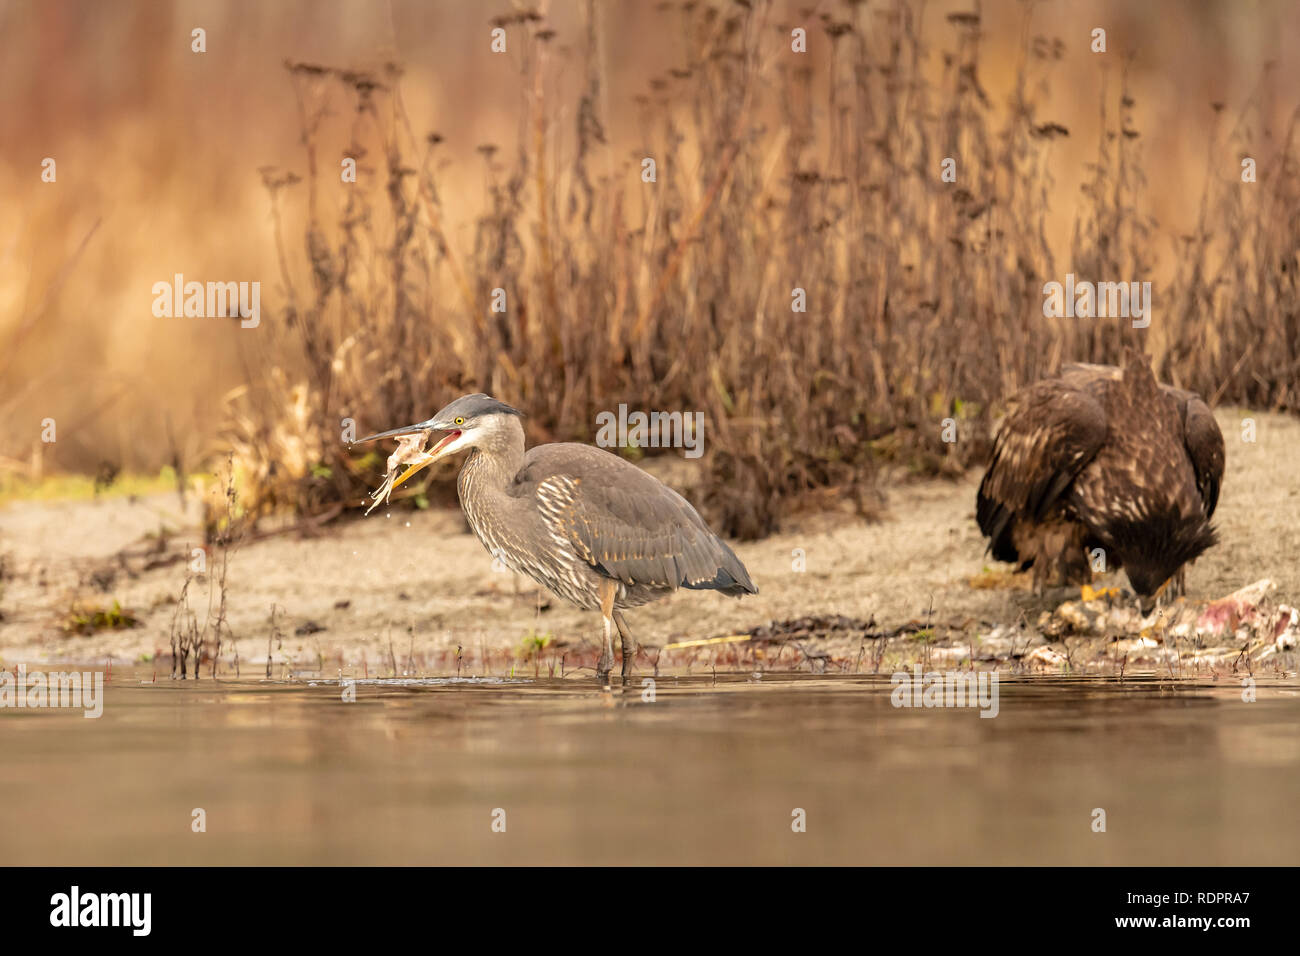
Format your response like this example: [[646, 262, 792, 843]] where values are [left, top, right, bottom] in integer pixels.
[[523, 445, 755, 594]]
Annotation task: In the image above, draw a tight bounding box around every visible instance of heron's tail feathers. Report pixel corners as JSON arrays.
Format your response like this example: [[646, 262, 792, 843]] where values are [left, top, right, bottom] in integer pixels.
[[682, 539, 757, 596]]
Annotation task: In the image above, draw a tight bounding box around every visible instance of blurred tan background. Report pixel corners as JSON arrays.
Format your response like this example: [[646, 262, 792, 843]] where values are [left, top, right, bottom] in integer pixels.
[[2, 0, 1298, 474]]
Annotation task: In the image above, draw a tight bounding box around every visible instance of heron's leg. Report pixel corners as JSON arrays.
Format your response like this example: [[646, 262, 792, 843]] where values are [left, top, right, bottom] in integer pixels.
[[596, 579, 617, 682], [597, 616, 614, 681], [613, 610, 635, 679]]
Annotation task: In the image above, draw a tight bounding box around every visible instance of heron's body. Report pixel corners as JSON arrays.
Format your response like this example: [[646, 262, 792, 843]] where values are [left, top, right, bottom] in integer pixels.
[[460, 439, 753, 612], [356, 394, 756, 681]]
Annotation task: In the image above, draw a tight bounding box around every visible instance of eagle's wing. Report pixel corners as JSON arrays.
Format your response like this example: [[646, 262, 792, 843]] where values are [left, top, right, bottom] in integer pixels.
[[1059, 361, 1120, 386], [1062, 363, 1224, 517], [977, 379, 1107, 562], [1163, 388, 1225, 518]]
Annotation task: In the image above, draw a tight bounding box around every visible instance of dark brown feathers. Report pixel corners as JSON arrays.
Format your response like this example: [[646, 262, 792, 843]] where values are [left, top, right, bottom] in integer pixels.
[[976, 379, 1107, 563], [976, 351, 1225, 596], [1058, 361, 1226, 518]]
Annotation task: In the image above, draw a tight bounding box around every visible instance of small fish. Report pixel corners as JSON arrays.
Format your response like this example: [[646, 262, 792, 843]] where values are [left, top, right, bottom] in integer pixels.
[[365, 433, 432, 515]]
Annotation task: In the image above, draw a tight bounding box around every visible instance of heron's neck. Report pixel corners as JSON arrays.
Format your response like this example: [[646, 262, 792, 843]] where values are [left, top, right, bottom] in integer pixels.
[[457, 419, 526, 501]]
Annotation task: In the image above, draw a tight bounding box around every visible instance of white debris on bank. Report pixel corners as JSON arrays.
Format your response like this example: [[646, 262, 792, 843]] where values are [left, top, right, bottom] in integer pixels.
[[977, 579, 1299, 670]]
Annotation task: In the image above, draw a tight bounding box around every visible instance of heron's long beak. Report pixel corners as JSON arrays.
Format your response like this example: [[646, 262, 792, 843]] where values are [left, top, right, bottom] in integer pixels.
[[354, 422, 462, 494], [388, 456, 432, 493], [353, 422, 436, 444]]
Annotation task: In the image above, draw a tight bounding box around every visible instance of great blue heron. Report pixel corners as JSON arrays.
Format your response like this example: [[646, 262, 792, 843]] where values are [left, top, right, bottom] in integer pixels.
[[354, 394, 757, 681]]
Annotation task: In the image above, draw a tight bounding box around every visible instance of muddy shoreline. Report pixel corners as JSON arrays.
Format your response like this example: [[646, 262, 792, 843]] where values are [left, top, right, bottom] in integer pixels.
[[2, 409, 1297, 679]]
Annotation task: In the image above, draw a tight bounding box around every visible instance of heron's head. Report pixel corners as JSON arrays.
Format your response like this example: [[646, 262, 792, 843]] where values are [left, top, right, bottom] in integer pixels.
[[353, 393, 524, 487]]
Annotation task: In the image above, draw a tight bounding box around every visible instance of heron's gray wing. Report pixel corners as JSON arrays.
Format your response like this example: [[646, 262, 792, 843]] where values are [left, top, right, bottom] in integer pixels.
[[518, 444, 756, 595], [976, 379, 1107, 562]]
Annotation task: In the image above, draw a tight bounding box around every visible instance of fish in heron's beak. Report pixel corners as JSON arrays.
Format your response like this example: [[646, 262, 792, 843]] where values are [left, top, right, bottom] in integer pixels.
[[353, 421, 466, 505], [394, 428, 464, 492]]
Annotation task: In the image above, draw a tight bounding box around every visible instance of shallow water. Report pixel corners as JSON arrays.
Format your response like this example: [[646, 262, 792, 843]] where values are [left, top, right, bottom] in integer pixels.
[[2, 669, 1297, 865]]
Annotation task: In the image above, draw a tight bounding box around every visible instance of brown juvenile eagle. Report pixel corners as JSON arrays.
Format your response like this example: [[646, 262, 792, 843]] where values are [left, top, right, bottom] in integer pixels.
[[976, 350, 1225, 603]]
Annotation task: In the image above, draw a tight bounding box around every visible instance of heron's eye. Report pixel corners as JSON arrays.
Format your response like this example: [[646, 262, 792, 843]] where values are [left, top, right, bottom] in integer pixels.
[[454, 417, 465, 426]]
